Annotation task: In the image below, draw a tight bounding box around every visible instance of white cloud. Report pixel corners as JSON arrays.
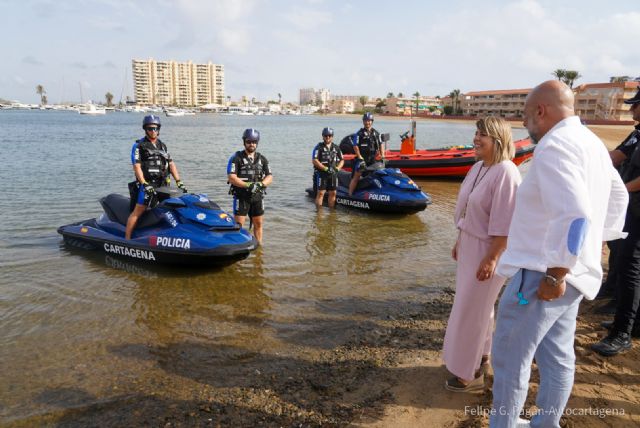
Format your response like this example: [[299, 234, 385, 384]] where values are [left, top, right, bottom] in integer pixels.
[[283, 7, 332, 31]]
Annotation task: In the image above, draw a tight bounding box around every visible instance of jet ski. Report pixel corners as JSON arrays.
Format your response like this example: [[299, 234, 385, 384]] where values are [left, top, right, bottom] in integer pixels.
[[58, 187, 257, 266], [305, 162, 431, 214]]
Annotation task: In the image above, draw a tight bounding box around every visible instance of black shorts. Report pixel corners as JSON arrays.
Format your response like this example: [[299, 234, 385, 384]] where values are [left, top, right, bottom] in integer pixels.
[[233, 196, 264, 217], [314, 171, 338, 191]]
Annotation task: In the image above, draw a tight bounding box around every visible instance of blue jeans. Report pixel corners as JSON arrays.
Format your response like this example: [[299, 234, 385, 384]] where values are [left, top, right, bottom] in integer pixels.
[[490, 269, 583, 428]]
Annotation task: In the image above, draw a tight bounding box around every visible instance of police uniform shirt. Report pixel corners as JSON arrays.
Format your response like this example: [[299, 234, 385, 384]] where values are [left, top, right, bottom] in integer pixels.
[[131, 137, 172, 183], [312, 142, 343, 169], [615, 124, 640, 158], [352, 127, 381, 164], [227, 150, 271, 189]]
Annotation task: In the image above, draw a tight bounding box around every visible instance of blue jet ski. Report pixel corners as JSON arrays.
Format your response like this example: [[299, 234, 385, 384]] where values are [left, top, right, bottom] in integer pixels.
[[58, 187, 257, 266], [306, 162, 431, 214]]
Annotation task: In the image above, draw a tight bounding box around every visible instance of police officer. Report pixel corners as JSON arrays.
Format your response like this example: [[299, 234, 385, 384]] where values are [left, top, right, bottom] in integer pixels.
[[312, 127, 344, 208], [125, 115, 187, 240], [227, 128, 273, 245], [592, 87, 640, 355], [348, 112, 385, 195]]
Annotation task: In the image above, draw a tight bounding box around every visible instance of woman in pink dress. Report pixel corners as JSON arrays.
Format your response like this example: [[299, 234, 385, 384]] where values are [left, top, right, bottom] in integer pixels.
[[442, 116, 522, 392]]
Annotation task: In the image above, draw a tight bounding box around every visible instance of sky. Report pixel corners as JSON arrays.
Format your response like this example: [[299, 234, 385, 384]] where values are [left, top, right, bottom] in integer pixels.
[[2, 0, 639, 104]]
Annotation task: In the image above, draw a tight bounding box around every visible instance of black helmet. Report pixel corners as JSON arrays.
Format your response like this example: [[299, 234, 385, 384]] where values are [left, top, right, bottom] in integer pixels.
[[242, 128, 260, 142], [142, 115, 161, 130], [362, 112, 374, 122], [322, 127, 334, 137]]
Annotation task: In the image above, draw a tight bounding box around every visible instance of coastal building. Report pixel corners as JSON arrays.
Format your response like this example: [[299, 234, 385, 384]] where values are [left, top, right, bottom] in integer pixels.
[[461, 88, 530, 118], [329, 99, 355, 113], [573, 81, 638, 121], [384, 96, 441, 115], [132, 58, 225, 107], [460, 82, 638, 121], [299, 88, 331, 108]]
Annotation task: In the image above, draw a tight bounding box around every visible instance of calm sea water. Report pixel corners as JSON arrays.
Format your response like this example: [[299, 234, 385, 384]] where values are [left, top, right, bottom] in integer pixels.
[[0, 110, 528, 421]]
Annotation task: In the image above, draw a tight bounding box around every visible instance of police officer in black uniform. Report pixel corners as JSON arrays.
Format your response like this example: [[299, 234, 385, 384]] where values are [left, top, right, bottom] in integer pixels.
[[227, 128, 273, 245], [312, 127, 344, 208], [592, 87, 640, 355], [125, 115, 187, 239], [348, 112, 385, 195]]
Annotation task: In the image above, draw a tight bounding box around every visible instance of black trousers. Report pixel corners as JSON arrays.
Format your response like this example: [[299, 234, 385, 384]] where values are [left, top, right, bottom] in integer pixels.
[[613, 222, 640, 335]]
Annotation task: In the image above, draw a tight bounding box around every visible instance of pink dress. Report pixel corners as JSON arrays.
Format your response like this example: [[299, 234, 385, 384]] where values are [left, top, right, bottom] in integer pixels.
[[442, 160, 521, 381]]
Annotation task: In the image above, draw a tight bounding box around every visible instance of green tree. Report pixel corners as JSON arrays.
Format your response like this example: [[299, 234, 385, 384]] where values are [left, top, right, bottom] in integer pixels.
[[278, 93, 282, 104], [563, 70, 582, 88], [105, 92, 114, 107], [42, 95, 48, 105], [610, 76, 631, 83], [359, 95, 368, 110], [443, 105, 453, 115], [552, 69, 566, 81], [386, 92, 394, 98], [36, 84, 46, 105], [398, 92, 404, 98], [449, 89, 461, 115], [413, 91, 420, 114]]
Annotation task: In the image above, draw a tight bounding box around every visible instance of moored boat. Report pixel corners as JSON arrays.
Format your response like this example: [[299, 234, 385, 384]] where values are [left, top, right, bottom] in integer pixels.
[[340, 121, 535, 178]]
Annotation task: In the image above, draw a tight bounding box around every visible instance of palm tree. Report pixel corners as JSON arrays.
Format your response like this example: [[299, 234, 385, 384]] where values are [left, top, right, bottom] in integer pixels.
[[359, 96, 368, 110], [398, 92, 404, 98], [563, 70, 582, 88], [105, 92, 114, 107], [610, 76, 631, 83], [42, 95, 48, 105], [278, 93, 282, 104], [387, 92, 394, 98], [36, 84, 46, 105], [413, 91, 420, 114], [552, 69, 566, 81], [449, 89, 461, 115]]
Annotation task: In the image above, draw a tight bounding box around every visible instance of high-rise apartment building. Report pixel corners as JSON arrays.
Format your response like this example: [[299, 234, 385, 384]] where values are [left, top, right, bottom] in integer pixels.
[[132, 58, 225, 106]]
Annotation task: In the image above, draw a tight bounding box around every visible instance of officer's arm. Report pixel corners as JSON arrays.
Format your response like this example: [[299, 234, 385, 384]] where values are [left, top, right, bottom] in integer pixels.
[[228, 173, 247, 188], [133, 163, 146, 184], [169, 162, 181, 183], [610, 149, 627, 168], [626, 176, 640, 193], [353, 145, 363, 159], [261, 174, 273, 187]]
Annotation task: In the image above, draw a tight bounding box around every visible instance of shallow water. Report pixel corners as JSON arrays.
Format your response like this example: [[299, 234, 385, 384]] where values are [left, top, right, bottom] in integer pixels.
[[0, 110, 528, 421]]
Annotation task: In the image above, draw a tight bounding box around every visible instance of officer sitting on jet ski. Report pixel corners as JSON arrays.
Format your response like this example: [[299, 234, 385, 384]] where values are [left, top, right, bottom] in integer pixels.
[[312, 127, 344, 209], [227, 128, 273, 245], [348, 112, 385, 195], [125, 115, 188, 240]]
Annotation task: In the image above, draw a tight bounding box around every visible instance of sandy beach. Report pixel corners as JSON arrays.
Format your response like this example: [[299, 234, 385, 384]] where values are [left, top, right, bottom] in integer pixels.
[[355, 123, 640, 428]]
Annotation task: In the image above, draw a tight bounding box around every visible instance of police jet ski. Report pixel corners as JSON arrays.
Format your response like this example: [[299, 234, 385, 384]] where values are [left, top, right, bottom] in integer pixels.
[[306, 162, 431, 214], [58, 187, 257, 266]]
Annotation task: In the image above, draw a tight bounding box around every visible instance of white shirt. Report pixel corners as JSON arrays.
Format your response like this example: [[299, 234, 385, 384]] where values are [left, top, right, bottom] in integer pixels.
[[496, 116, 628, 299]]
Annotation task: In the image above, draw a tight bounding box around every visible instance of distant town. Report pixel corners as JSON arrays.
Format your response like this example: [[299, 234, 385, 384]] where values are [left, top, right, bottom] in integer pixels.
[[1, 58, 638, 123]]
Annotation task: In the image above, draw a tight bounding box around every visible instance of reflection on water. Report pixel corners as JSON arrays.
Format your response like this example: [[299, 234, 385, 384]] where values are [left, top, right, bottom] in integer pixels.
[[0, 111, 522, 422]]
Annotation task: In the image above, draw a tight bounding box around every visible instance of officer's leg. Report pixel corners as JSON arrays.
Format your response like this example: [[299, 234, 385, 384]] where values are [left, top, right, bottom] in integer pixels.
[[315, 190, 326, 208], [125, 204, 147, 240], [327, 190, 337, 208], [252, 215, 264, 245], [233, 196, 248, 227], [349, 170, 362, 195]]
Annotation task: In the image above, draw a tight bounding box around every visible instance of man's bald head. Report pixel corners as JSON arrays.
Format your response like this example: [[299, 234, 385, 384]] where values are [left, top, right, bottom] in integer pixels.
[[523, 80, 576, 143]]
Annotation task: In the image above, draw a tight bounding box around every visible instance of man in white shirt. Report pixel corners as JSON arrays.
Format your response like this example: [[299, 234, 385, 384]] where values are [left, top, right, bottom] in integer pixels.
[[489, 80, 628, 428]]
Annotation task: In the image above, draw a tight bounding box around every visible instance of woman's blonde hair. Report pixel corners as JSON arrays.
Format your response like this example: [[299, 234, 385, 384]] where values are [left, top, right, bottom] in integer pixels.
[[476, 116, 515, 164]]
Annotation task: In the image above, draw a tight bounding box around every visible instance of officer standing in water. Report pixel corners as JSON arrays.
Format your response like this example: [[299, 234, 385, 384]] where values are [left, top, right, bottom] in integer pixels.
[[312, 127, 344, 208], [348, 112, 385, 195], [227, 128, 273, 245], [125, 115, 187, 240]]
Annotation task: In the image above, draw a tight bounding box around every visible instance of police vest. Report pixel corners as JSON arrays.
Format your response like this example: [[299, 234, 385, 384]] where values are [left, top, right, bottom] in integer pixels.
[[354, 128, 381, 165], [314, 142, 341, 169], [230, 151, 268, 196], [137, 138, 170, 184]]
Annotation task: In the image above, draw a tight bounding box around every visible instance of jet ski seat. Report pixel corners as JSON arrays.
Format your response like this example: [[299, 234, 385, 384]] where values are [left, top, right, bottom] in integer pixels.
[[337, 171, 378, 191], [100, 194, 164, 228]]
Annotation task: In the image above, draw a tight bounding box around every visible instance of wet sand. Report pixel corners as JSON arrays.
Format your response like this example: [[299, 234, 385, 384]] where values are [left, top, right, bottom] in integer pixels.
[[7, 124, 637, 428]]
